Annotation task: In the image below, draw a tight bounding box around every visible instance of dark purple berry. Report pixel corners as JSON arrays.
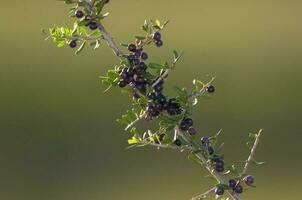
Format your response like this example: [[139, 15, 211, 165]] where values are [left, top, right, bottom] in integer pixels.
[[207, 85, 215, 93], [127, 43, 136, 52], [148, 92, 157, 100], [229, 179, 237, 189], [154, 84, 163, 92], [75, 10, 84, 18], [69, 40, 77, 48], [180, 121, 189, 131], [155, 40, 163, 47], [188, 127, 197, 136], [127, 68, 134, 76], [89, 22, 98, 30], [104, 0, 110, 4], [174, 139, 182, 146], [118, 80, 127, 88], [157, 94, 166, 104], [201, 136, 210, 145], [184, 118, 193, 127], [127, 54, 135, 62], [244, 175, 254, 185], [133, 59, 140, 66], [154, 102, 163, 111], [234, 184, 243, 194], [153, 32, 161, 41], [141, 52, 148, 60], [215, 187, 225, 196], [215, 159, 225, 168], [216, 167, 224, 172]]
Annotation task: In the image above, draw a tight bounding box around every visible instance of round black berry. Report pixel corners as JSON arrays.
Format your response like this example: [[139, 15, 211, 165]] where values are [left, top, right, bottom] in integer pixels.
[[215, 167, 224, 173], [157, 94, 166, 104], [141, 52, 148, 60], [188, 127, 197, 136], [89, 22, 98, 30], [215, 187, 225, 196], [153, 32, 161, 41], [229, 179, 237, 189], [234, 184, 243, 194], [69, 40, 77, 48], [154, 84, 163, 92], [127, 54, 135, 62], [184, 118, 194, 127], [207, 85, 215, 93], [174, 139, 182, 146], [155, 40, 163, 47], [201, 136, 210, 145], [118, 80, 127, 88], [180, 121, 189, 131], [133, 58, 140, 66], [148, 92, 157, 100], [244, 175, 254, 185], [75, 10, 84, 18], [215, 159, 225, 168], [128, 43, 136, 52]]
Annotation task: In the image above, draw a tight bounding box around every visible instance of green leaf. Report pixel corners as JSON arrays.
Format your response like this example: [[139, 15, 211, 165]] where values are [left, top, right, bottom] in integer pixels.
[[149, 63, 165, 70], [135, 35, 146, 41], [75, 41, 86, 55]]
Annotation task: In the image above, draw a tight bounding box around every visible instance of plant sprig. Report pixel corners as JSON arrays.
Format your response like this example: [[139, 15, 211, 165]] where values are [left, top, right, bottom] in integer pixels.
[[44, 1, 264, 199]]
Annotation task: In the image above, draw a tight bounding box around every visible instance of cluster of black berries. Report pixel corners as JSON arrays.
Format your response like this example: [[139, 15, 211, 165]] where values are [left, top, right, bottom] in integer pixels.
[[146, 94, 182, 120], [214, 174, 255, 196], [75, 9, 99, 31], [179, 118, 197, 136], [117, 43, 150, 94], [152, 32, 163, 47]]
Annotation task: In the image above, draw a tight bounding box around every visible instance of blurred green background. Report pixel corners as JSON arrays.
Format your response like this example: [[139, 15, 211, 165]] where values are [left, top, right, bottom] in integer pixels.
[[0, 0, 301, 199]]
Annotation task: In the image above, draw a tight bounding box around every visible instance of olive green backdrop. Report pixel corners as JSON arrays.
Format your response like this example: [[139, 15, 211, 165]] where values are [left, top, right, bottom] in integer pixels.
[[0, 0, 301, 199]]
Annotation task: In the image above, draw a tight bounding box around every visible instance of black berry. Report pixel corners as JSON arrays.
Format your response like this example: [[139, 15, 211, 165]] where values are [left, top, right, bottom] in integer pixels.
[[69, 40, 77, 48], [118, 80, 127, 88], [188, 127, 197, 136], [148, 92, 157, 100], [157, 93, 166, 104], [180, 121, 189, 131], [89, 22, 98, 30], [75, 10, 84, 18], [229, 179, 237, 188], [215, 187, 225, 196], [234, 184, 243, 194], [153, 32, 161, 41], [155, 40, 163, 47], [141, 52, 148, 60], [184, 118, 194, 127], [201, 136, 210, 145], [174, 139, 182, 146], [207, 85, 215, 93], [128, 43, 136, 52], [104, 0, 110, 3], [244, 175, 254, 185]]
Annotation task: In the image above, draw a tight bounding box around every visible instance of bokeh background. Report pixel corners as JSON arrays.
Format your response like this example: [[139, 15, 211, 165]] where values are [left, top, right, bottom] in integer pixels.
[[1, 0, 301, 199]]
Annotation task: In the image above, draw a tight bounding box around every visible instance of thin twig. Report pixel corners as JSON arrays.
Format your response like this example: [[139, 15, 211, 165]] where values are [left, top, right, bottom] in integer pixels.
[[241, 129, 263, 175]]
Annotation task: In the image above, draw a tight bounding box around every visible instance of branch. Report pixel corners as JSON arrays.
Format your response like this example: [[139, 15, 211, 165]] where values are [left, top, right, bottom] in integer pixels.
[[241, 129, 263, 175], [97, 22, 125, 58], [175, 127, 242, 200]]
